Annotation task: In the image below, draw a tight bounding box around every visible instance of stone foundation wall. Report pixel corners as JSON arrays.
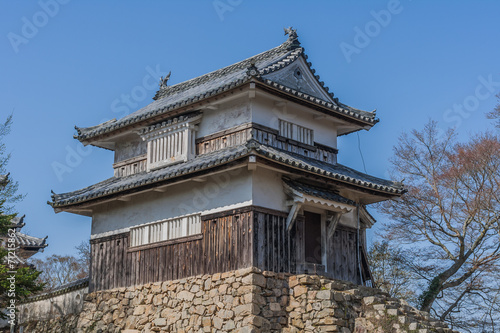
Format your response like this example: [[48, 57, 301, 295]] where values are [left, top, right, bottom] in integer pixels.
[[19, 268, 459, 333]]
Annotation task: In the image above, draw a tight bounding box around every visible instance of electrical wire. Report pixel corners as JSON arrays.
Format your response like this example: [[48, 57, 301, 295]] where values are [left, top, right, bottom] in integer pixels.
[[357, 132, 367, 173]]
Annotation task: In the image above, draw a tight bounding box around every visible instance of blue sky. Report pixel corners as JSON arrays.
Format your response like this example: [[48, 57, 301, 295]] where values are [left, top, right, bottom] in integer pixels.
[[1, 1, 499, 258]]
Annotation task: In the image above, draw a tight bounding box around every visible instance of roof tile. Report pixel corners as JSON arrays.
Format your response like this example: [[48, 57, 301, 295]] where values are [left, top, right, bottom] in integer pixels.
[[51, 141, 404, 208]]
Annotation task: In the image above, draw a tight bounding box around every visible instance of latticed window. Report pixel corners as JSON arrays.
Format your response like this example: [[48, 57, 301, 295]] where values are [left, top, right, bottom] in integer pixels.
[[139, 113, 202, 171], [279, 119, 314, 146], [130, 214, 201, 247]]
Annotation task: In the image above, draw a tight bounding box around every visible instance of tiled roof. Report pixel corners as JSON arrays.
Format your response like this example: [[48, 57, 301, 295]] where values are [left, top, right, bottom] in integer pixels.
[[282, 178, 356, 206], [75, 31, 376, 143], [23, 277, 89, 303], [8, 214, 26, 230], [14, 232, 48, 249], [261, 79, 376, 124], [51, 143, 254, 208], [51, 141, 404, 209], [138, 111, 202, 136], [254, 144, 405, 194]]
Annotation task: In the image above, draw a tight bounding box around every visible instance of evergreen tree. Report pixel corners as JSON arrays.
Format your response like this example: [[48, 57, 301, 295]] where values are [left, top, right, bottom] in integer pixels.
[[0, 116, 43, 322]]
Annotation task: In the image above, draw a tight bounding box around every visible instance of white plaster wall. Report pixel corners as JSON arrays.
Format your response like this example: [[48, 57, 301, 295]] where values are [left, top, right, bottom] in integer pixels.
[[339, 209, 358, 229], [197, 98, 251, 138], [91, 168, 253, 235], [251, 97, 338, 148], [18, 286, 88, 324], [114, 139, 146, 163], [252, 167, 287, 212]]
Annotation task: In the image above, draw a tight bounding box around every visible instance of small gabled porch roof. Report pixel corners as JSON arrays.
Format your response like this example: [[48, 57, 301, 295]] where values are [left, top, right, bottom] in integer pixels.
[[283, 177, 356, 212]]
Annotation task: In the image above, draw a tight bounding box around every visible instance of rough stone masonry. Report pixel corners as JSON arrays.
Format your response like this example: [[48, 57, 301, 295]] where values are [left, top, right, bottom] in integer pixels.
[[19, 267, 460, 333]]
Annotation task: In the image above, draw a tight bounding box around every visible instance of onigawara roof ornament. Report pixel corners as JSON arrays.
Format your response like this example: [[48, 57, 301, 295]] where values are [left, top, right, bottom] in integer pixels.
[[284, 26, 300, 50], [159, 71, 171, 88], [246, 63, 260, 78], [284, 26, 298, 39]]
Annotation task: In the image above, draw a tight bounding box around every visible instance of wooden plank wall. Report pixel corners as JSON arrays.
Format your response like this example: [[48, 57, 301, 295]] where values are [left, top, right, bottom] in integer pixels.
[[202, 210, 253, 275], [253, 210, 290, 273], [90, 210, 254, 292], [326, 226, 360, 283], [89, 207, 368, 291]]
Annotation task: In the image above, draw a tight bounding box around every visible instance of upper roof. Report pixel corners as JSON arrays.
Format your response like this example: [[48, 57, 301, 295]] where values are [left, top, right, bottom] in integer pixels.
[[50, 140, 404, 211], [75, 29, 377, 146]]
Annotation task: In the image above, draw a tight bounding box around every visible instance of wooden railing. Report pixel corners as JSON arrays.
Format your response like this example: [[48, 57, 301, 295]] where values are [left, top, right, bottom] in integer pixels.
[[115, 123, 338, 178], [196, 123, 337, 164], [113, 155, 147, 177]]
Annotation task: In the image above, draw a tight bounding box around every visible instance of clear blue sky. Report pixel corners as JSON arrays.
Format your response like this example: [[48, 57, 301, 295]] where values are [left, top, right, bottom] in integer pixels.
[[1, 1, 499, 259]]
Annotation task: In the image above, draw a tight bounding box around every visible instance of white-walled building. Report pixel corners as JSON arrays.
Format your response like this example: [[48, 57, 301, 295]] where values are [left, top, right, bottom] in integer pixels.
[[51, 29, 404, 291]]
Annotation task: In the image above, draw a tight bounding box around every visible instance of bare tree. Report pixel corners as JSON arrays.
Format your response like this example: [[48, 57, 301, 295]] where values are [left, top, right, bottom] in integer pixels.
[[30, 254, 87, 291], [75, 240, 90, 272], [379, 121, 500, 331], [487, 93, 500, 128], [367, 241, 416, 303]]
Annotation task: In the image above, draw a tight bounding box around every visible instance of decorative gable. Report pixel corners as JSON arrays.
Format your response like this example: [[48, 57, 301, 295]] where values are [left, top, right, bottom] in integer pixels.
[[139, 113, 202, 171], [262, 57, 334, 103]]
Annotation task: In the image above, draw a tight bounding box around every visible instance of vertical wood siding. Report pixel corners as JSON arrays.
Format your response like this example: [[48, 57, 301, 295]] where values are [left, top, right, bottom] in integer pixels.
[[89, 207, 367, 291], [90, 210, 254, 292], [326, 226, 360, 283], [253, 210, 290, 273]]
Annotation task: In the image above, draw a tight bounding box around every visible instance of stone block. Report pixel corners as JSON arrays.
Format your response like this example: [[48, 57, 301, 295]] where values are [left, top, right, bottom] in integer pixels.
[[204, 278, 212, 290], [223, 320, 236, 330], [234, 303, 260, 316], [269, 302, 281, 311], [242, 273, 267, 288], [177, 290, 195, 302], [294, 285, 308, 298], [201, 317, 211, 327], [316, 290, 331, 300], [217, 309, 234, 319], [333, 292, 345, 302]]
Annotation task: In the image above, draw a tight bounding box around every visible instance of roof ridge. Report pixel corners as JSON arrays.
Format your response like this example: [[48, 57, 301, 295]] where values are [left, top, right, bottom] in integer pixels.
[[152, 39, 294, 101], [74, 41, 298, 143]]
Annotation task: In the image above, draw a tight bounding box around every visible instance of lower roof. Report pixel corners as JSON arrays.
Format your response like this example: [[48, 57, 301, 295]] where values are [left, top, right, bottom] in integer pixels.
[[50, 141, 404, 210]]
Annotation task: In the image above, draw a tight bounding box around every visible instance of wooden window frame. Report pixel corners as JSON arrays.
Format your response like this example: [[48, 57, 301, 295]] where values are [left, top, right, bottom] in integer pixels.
[[129, 214, 202, 248], [278, 119, 314, 146]]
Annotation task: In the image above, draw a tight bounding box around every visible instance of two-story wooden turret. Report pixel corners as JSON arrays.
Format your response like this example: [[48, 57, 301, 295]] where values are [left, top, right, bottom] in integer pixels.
[[50, 29, 404, 292]]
